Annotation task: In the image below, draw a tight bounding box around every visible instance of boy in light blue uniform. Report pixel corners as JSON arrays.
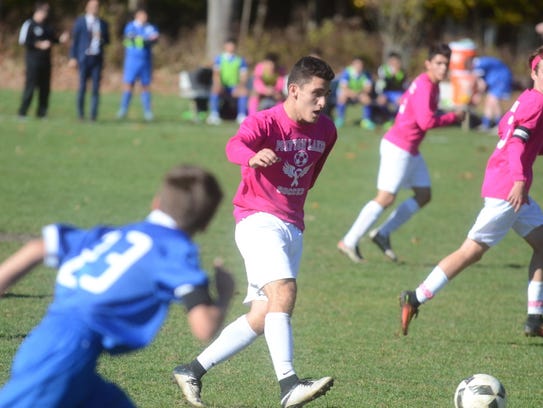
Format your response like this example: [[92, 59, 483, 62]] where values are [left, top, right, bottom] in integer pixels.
[[0, 164, 234, 408], [207, 38, 249, 125], [334, 56, 375, 129], [117, 8, 159, 121]]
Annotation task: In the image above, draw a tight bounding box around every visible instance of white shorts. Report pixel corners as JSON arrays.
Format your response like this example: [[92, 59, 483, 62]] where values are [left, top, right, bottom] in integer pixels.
[[467, 197, 543, 247], [377, 139, 431, 193], [234, 212, 303, 304]]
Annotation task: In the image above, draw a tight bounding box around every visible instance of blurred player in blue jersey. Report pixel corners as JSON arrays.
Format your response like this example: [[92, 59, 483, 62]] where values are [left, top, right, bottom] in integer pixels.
[[117, 8, 159, 121], [471, 56, 513, 131], [0, 164, 234, 408]]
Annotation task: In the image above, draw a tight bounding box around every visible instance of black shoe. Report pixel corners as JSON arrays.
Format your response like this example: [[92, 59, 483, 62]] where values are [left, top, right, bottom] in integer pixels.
[[369, 229, 398, 262], [524, 314, 543, 337], [173, 364, 205, 407]]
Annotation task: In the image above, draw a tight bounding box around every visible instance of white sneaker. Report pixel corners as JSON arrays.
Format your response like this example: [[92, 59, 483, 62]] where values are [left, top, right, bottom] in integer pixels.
[[206, 113, 222, 125], [337, 240, 364, 263], [143, 111, 154, 122], [173, 365, 205, 407], [281, 377, 334, 408]]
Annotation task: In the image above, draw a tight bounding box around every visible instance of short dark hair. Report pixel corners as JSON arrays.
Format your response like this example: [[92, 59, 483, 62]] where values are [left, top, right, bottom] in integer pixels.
[[428, 43, 451, 61], [287, 56, 335, 87], [35, 2, 50, 12], [157, 164, 223, 235]]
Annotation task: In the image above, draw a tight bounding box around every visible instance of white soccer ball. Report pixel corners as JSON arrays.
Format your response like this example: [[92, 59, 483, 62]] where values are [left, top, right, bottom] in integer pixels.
[[454, 374, 506, 408]]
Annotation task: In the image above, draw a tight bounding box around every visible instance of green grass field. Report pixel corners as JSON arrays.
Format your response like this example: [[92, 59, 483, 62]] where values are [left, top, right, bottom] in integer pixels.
[[1, 88, 542, 407]]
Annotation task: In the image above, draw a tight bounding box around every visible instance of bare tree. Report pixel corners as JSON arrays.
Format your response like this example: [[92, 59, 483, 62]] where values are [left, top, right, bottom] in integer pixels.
[[206, 0, 234, 61]]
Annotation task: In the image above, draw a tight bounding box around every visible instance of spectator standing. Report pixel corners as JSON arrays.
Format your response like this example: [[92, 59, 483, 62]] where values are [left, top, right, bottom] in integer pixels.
[[17, 2, 68, 119], [69, 0, 110, 122], [207, 38, 249, 125], [117, 8, 159, 121]]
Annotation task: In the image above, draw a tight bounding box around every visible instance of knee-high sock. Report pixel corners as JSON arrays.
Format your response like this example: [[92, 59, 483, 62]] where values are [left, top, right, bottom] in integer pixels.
[[377, 197, 420, 237], [343, 200, 384, 248], [209, 93, 220, 116], [141, 90, 151, 113], [528, 280, 543, 315], [265, 312, 295, 381], [336, 103, 346, 120], [196, 315, 258, 371], [120, 90, 132, 112], [416, 265, 449, 304]]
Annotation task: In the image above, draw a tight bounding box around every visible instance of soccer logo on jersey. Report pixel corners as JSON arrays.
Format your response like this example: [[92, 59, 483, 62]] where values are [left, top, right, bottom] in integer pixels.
[[283, 150, 312, 187]]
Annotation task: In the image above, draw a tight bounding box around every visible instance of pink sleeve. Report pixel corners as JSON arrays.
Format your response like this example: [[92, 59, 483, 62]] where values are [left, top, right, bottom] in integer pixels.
[[225, 116, 264, 166], [507, 136, 527, 182]]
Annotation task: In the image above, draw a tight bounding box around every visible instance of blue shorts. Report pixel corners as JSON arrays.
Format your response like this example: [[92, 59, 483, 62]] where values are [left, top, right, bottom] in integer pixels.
[[0, 313, 134, 408], [123, 58, 152, 86]]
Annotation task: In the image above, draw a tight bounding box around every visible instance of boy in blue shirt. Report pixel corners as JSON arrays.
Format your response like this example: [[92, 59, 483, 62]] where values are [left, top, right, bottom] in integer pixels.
[[117, 8, 159, 121], [0, 164, 234, 408]]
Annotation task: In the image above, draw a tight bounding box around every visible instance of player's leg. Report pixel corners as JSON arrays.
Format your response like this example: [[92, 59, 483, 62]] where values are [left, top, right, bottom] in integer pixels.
[[371, 153, 431, 261], [334, 91, 348, 127], [400, 198, 517, 335], [77, 60, 89, 120], [358, 92, 375, 130], [512, 200, 543, 336], [118, 61, 137, 119], [84, 374, 135, 408], [140, 62, 154, 121], [207, 84, 223, 125]]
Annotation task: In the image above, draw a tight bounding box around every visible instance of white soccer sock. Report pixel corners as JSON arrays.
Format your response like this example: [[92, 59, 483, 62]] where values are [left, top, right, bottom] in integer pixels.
[[415, 266, 449, 304], [196, 315, 258, 371], [265, 312, 296, 381], [343, 200, 384, 248], [378, 197, 420, 237], [527, 280, 543, 315]]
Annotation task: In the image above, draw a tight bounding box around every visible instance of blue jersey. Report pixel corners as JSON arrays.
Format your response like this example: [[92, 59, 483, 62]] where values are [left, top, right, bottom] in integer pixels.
[[42, 210, 209, 353], [472, 56, 512, 96], [123, 21, 158, 61]]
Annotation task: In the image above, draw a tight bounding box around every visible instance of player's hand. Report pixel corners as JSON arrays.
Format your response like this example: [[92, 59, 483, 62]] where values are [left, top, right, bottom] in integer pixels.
[[213, 258, 235, 308], [68, 58, 78, 69], [59, 31, 70, 44], [248, 148, 280, 168], [507, 181, 528, 212]]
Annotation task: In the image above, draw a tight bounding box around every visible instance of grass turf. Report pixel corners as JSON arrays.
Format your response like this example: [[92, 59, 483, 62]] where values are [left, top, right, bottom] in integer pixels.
[[1, 88, 542, 407]]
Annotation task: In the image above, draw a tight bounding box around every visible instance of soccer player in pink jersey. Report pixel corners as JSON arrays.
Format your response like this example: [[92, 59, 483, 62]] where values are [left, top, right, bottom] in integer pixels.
[[400, 46, 543, 337], [173, 56, 337, 408], [337, 43, 465, 263]]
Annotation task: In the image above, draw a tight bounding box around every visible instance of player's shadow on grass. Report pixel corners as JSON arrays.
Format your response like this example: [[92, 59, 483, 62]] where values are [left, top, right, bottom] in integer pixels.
[[3, 293, 51, 299]]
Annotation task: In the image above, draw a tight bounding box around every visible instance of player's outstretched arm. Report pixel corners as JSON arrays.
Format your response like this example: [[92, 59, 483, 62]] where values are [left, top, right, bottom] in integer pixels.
[[186, 259, 235, 342], [0, 239, 45, 295]]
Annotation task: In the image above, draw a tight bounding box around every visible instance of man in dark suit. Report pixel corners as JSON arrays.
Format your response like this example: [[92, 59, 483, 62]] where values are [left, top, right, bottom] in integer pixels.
[[69, 0, 109, 121]]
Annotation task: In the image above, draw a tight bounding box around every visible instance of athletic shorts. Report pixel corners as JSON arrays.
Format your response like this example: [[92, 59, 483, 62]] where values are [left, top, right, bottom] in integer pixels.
[[234, 212, 303, 304], [377, 138, 431, 193], [467, 197, 543, 247], [123, 58, 152, 86], [0, 313, 134, 408]]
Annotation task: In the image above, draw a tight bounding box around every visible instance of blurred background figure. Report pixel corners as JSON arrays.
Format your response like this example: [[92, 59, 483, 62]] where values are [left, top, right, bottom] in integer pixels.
[[374, 51, 408, 129], [117, 8, 159, 121], [334, 56, 375, 129], [471, 56, 513, 131], [207, 38, 249, 125], [248, 52, 285, 116], [69, 0, 110, 122], [17, 2, 68, 119]]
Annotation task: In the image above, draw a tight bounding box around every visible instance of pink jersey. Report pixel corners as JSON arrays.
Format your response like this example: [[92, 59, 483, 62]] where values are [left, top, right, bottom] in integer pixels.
[[481, 89, 543, 199], [384, 73, 457, 155], [226, 104, 337, 231]]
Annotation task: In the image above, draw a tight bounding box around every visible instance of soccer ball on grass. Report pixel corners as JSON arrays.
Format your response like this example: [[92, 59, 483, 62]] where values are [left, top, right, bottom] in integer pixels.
[[454, 373, 506, 408]]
